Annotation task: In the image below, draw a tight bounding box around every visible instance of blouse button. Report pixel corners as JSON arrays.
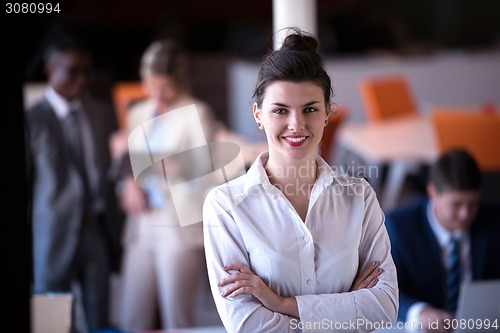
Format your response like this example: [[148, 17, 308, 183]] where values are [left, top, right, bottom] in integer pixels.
[[306, 279, 313, 286], [304, 235, 310, 242]]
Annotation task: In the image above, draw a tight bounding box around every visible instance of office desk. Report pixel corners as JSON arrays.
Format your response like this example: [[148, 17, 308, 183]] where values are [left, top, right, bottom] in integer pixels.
[[337, 116, 438, 211]]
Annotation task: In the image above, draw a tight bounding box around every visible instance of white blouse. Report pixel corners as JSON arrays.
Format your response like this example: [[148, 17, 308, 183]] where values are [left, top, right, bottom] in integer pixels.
[[203, 152, 398, 332]]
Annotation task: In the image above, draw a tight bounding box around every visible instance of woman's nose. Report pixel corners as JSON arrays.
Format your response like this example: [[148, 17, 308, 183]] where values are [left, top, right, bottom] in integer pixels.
[[288, 111, 305, 131]]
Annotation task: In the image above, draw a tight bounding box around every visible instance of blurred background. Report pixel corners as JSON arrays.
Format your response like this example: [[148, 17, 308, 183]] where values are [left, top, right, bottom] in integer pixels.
[[14, 0, 500, 129], [16, 0, 500, 203], [3, 0, 500, 330]]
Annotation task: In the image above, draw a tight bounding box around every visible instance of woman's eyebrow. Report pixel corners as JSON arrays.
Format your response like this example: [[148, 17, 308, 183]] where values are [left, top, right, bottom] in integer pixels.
[[270, 102, 289, 107], [270, 101, 320, 107], [302, 101, 320, 107]]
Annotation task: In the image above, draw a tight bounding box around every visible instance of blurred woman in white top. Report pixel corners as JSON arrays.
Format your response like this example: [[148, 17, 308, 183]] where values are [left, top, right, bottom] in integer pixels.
[[115, 39, 220, 331], [203, 28, 399, 332]]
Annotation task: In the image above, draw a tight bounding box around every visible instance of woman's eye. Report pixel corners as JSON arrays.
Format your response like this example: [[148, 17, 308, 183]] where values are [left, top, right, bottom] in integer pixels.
[[304, 107, 318, 113], [273, 108, 287, 114]]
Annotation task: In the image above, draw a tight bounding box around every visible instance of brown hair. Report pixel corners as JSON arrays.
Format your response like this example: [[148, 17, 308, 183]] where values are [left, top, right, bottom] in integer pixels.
[[429, 148, 481, 192], [140, 39, 189, 87], [252, 27, 333, 108]]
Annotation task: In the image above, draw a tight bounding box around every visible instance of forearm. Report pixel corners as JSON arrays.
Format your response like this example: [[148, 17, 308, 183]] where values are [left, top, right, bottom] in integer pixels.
[[295, 285, 398, 333], [208, 264, 299, 333], [266, 296, 299, 319]]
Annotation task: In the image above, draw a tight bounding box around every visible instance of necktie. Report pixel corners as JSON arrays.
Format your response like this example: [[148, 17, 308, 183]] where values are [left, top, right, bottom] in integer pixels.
[[65, 110, 90, 209], [446, 237, 461, 313]]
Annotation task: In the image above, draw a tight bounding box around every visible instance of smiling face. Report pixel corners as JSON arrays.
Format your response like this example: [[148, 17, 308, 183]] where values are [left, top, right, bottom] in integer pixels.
[[254, 81, 330, 164]]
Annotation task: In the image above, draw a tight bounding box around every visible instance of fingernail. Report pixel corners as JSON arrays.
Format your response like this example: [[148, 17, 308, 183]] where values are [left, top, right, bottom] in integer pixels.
[[220, 291, 225, 297], [375, 268, 381, 273], [373, 278, 379, 282], [217, 281, 221, 286], [372, 261, 378, 266], [222, 266, 227, 270]]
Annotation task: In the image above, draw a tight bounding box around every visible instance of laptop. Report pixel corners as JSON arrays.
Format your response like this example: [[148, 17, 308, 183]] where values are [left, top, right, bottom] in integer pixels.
[[454, 279, 500, 332]]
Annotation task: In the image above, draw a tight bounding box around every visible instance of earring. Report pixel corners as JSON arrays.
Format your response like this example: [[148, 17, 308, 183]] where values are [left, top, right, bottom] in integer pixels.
[[324, 119, 329, 126], [257, 122, 262, 129]]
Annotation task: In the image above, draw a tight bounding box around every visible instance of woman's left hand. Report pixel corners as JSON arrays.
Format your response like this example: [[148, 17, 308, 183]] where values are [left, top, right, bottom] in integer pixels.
[[349, 261, 383, 291], [218, 262, 299, 317]]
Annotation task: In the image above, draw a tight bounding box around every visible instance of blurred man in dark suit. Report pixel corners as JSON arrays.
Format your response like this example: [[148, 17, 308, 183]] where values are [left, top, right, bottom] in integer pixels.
[[385, 148, 500, 333], [25, 30, 118, 332]]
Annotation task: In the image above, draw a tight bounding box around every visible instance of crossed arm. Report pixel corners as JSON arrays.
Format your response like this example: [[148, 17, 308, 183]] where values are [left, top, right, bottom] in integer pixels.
[[203, 185, 398, 332], [218, 261, 384, 319]]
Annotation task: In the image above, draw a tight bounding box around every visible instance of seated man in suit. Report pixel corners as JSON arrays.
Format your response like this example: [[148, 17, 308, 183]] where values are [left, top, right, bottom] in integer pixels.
[[385, 148, 500, 333]]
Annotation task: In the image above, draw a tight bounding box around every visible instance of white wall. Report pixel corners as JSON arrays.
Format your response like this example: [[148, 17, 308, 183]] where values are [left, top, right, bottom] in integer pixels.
[[228, 50, 500, 141]]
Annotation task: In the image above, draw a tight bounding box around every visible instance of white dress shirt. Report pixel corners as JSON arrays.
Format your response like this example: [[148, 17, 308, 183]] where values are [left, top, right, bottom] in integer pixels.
[[405, 201, 472, 330], [203, 152, 398, 333]]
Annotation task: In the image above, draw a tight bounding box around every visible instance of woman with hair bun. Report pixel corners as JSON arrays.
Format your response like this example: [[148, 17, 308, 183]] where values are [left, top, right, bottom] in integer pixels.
[[203, 28, 398, 332]]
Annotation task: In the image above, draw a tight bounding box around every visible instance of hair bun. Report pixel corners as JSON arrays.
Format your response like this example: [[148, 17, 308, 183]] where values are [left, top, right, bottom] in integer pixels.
[[280, 28, 319, 54]]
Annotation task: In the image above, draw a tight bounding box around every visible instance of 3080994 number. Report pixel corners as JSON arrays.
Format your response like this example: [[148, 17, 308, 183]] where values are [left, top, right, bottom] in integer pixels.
[[444, 318, 499, 331], [6, 3, 60, 14]]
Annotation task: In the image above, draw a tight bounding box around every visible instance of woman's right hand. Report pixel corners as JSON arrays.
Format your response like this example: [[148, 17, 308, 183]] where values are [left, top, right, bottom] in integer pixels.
[[349, 261, 383, 291], [120, 177, 147, 214]]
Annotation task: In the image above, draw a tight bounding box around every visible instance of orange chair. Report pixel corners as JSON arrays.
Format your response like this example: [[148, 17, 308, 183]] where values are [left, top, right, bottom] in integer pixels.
[[111, 81, 148, 130], [319, 105, 348, 163], [359, 75, 417, 123], [431, 109, 500, 171]]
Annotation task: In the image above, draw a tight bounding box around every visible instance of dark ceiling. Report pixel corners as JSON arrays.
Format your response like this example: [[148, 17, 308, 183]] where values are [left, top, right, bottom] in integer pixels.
[[4, 0, 500, 82]]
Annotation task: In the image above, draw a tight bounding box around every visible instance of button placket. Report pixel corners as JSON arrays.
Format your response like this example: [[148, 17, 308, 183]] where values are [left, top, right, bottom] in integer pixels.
[[295, 219, 316, 293]]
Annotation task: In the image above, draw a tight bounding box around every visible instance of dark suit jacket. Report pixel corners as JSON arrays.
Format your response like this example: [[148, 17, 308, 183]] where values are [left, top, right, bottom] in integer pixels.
[[25, 93, 120, 290], [384, 196, 500, 322]]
